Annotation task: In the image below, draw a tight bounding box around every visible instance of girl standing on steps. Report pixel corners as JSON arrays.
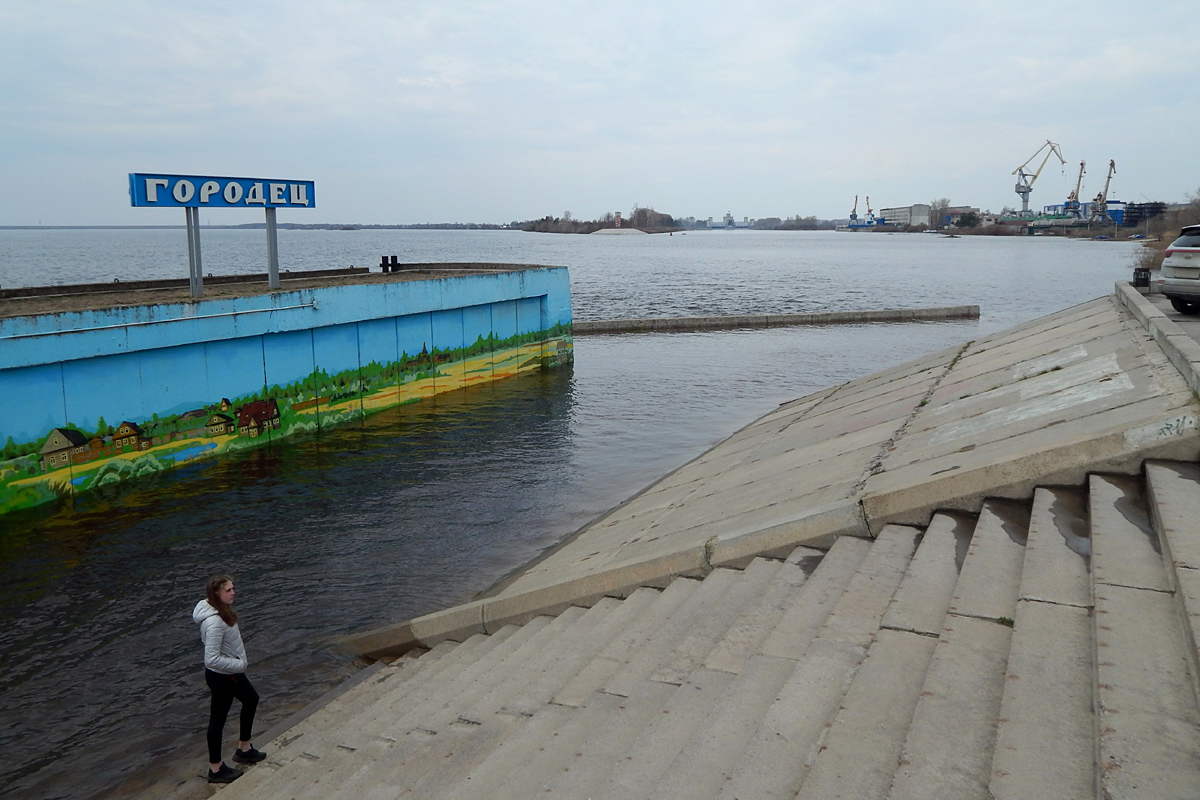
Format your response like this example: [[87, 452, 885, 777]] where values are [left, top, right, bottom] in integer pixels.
[[193, 574, 266, 784]]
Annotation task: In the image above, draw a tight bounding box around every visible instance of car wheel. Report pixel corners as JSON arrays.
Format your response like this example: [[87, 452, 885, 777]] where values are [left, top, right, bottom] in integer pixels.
[[1170, 297, 1200, 315]]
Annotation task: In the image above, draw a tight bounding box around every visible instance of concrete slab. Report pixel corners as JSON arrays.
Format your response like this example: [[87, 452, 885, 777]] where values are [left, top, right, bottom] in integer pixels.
[[882, 512, 972, 636], [1094, 582, 1200, 800], [888, 616, 1012, 800], [989, 600, 1095, 800], [947, 499, 1028, 622]]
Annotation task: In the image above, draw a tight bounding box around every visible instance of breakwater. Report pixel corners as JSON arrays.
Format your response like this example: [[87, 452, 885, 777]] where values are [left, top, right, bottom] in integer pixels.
[[0, 266, 572, 516], [572, 305, 979, 334]]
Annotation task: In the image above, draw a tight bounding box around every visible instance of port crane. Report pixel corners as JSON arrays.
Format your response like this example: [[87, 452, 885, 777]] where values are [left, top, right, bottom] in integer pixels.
[[1012, 140, 1065, 216], [1064, 161, 1086, 217], [1090, 160, 1117, 222], [865, 196, 877, 225], [850, 195, 858, 222]]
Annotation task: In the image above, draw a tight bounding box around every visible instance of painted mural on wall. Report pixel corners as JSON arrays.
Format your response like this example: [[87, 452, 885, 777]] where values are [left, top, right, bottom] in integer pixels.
[[0, 299, 572, 515]]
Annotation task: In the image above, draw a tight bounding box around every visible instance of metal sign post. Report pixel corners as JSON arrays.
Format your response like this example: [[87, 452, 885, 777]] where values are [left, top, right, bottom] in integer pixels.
[[129, 173, 315, 298], [265, 207, 280, 290], [185, 207, 204, 297]]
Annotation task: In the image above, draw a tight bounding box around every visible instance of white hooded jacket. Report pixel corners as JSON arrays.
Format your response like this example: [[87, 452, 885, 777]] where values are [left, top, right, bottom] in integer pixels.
[[193, 599, 248, 675]]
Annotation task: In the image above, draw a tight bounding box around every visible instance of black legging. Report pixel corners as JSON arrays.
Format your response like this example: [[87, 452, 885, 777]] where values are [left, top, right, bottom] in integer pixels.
[[205, 669, 259, 764]]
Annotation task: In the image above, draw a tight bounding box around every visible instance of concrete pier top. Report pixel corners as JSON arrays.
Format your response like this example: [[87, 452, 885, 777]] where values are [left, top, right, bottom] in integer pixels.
[[345, 285, 1200, 658], [0, 264, 556, 319]]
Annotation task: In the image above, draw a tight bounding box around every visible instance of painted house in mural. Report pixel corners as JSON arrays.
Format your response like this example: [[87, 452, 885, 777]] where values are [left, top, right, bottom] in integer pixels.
[[206, 414, 235, 437], [0, 266, 573, 516], [238, 400, 281, 438], [40, 428, 88, 472]]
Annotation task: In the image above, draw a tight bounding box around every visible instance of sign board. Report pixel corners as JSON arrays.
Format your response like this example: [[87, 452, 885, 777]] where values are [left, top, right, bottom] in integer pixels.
[[128, 173, 315, 209]]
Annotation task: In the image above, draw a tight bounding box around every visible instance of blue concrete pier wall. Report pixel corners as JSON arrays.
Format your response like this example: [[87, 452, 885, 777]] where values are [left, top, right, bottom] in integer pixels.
[[0, 268, 572, 515]]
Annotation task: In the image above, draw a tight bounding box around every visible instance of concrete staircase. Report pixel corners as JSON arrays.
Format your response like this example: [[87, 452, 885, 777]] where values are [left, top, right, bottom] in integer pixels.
[[209, 461, 1200, 800]]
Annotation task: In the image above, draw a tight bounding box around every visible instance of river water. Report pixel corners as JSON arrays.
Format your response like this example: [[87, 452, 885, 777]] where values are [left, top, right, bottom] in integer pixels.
[[0, 229, 1136, 799]]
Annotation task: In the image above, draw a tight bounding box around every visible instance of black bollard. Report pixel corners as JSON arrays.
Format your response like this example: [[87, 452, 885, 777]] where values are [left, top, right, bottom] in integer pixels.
[[379, 255, 389, 273]]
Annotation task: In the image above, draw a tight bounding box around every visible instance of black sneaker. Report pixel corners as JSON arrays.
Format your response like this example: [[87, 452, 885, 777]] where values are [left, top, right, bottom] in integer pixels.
[[208, 763, 242, 783], [232, 746, 266, 764]]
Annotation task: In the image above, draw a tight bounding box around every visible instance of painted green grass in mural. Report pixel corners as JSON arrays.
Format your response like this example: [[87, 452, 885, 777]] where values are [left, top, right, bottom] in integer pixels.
[[0, 324, 572, 515]]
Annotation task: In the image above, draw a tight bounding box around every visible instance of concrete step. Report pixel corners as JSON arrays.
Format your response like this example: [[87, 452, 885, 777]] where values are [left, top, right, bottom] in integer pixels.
[[1146, 460, 1200, 703], [1090, 473, 1171, 592], [431, 590, 675, 800], [648, 557, 783, 684], [303, 608, 595, 800], [882, 512, 973, 636], [553, 581, 700, 707], [792, 513, 969, 800], [797, 629, 938, 800], [702, 546, 823, 674], [987, 484, 1096, 800], [989, 599, 1094, 800], [254, 618, 567, 800], [717, 524, 921, 800], [646, 654, 801, 800], [638, 544, 863, 800], [1018, 487, 1091, 608], [628, 542, 864, 796], [602, 568, 742, 697], [885, 500, 1030, 800], [515, 680, 679, 800], [796, 513, 971, 800], [887, 616, 1013, 800], [947, 499, 1029, 622], [1091, 472, 1200, 800], [758, 535, 872, 661], [234, 634, 503, 797], [593, 668, 736, 800]]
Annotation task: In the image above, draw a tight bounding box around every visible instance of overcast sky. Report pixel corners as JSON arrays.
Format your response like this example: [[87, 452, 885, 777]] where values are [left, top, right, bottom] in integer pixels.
[[2, 1, 1198, 225]]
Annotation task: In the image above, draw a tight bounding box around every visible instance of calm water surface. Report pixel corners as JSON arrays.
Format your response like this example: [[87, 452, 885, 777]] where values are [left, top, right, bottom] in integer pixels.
[[0, 230, 1135, 799]]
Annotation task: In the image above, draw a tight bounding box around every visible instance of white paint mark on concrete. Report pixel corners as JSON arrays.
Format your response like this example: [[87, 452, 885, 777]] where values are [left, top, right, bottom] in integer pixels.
[[1013, 344, 1088, 380], [930, 371, 1135, 445], [1018, 353, 1121, 401], [1123, 415, 1199, 449]]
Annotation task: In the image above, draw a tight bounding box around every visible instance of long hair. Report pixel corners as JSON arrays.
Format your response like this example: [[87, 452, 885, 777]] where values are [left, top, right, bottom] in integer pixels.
[[205, 574, 239, 626]]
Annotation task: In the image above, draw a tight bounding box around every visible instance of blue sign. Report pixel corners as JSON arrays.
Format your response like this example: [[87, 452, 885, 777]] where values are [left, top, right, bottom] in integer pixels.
[[129, 173, 316, 208]]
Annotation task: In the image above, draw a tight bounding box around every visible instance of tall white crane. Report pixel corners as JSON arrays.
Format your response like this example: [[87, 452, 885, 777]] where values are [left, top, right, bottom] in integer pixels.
[[1012, 140, 1066, 216], [1064, 161, 1086, 218], [1090, 160, 1117, 222]]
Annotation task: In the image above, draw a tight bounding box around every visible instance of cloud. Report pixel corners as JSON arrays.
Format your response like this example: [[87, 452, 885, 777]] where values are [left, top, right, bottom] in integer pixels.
[[1, 0, 1198, 223]]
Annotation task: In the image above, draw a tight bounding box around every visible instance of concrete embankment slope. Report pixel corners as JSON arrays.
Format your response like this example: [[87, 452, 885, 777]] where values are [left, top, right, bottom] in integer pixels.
[[346, 289, 1200, 658]]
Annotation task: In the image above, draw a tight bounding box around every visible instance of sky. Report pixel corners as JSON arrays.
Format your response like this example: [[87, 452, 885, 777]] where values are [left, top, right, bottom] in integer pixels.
[[2, 1, 1198, 226]]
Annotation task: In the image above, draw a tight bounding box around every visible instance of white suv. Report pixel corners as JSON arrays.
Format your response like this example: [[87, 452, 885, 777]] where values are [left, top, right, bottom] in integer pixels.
[[1159, 224, 1200, 314]]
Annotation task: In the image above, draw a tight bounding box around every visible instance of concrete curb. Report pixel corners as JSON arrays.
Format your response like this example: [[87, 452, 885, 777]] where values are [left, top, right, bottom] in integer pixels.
[[1114, 281, 1200, 396], [572, 305, 980, 334], [335, 506, 867, 661]]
